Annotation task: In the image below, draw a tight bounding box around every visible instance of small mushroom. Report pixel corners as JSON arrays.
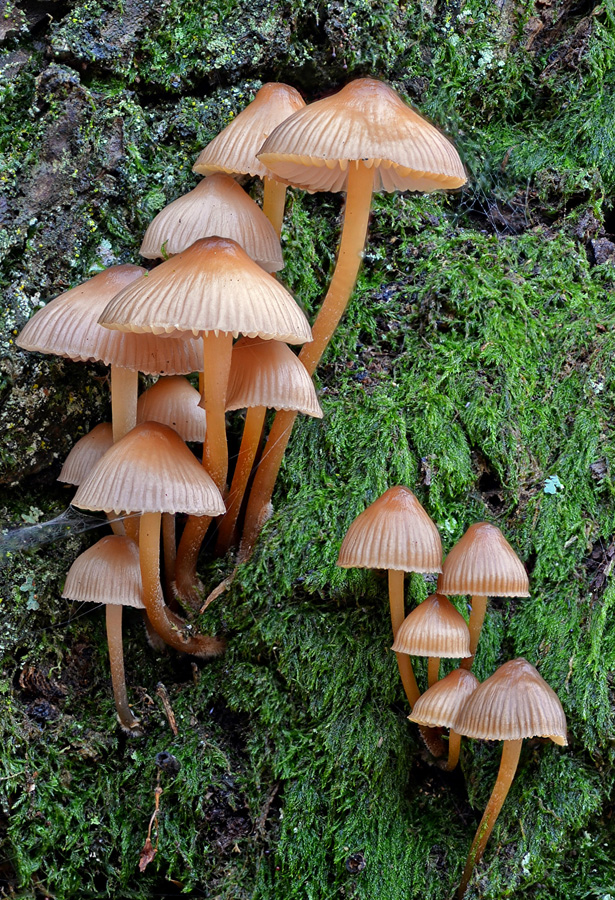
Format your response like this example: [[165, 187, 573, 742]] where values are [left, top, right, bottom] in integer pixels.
[[408, 668, 479, 770], [63, 535, 144, 735], [338, 486, 442, 707], [452, 658, 567, 896]]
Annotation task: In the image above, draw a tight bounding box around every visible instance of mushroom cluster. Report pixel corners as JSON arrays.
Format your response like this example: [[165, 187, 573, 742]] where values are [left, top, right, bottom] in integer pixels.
[[338, 487, 567, 895]]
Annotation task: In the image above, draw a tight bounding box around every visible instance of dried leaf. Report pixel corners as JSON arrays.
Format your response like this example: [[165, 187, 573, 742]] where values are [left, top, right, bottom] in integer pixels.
[[138, 837, 157, 872]]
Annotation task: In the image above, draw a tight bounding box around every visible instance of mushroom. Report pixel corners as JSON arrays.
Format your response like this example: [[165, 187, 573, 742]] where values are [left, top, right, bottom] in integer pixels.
[[58, 423, 114, 488], [192, 82, 306, 237], [241, 77, 466, 555], [408, 668, 479, 770], [438, 522, 529, 669], [452, 658, 567, 896], [140, 173, 283, 273], [73, 422, 226, 656], [63, 535, 144, 734], [391, 592, 471, 688], [216, 336, 322, 554], [337, 486, 442, 707]]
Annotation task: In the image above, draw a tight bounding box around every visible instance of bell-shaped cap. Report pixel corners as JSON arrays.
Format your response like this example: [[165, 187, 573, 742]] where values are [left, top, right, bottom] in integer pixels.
[[409, 668, 480, 729], [58, 423, 114, 486], [16, 265, 204, 375], [193, 83, 306, 179], [226, 337, 322, 417], [63, 535, 144, 609], [337, 486, 442, 573], [438, 522, 529, 598], [391, 593, 471, 658], [452, 658, 567, 745], [99, 237, 312, 344], [137, 376, 206, 442], [73, 422, 226, 516], [258, 78, 466, 194], [140, 174, 284, 272]]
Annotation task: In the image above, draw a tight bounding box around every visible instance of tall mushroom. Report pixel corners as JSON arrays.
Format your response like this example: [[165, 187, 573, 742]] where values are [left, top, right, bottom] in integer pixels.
[[241, 77, 466, 555], [337, 486, 442, 707], [453, 658, 567, 896]]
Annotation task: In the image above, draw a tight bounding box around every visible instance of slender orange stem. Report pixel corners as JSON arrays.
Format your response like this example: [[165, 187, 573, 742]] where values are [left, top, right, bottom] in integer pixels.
[[461, 595, 488, 670], [110, 365, 138, 443], [388, 569, 420, 708], [458, 739, 523, 897], [216, 406, 266, 555], [263, 177, 287, 239], [140, 512, 226, 657], [428, 657, 440, 687], [446, 729, 462, 771], [106, 604, 142, 734], [162, 512, 177, 601], [240, 162, 375, 556]]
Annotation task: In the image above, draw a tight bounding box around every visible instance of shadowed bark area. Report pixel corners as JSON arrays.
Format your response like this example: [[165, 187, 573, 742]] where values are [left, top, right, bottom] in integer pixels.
[[1, 0, 615, 897]]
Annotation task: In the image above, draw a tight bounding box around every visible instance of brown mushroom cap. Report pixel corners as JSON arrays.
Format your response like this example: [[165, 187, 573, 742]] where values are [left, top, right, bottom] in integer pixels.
[[16, 265, 204, 375], [438, 522, 529, 598], [409, 668, 480, 728], [193, 83, 306, 179], [137, 376, 206, 443], [139, 174, 284, 272], [63, 535, 144, 609], [392, 593, 471, 658], [73, 421, 225, 516], [337, 486, 442, 573], [99, 237, 312, 344], [452, 658, 567, 745], [226, 336, 322, 416], [258, 78, 466, 194], [58, 423, 114, 486]]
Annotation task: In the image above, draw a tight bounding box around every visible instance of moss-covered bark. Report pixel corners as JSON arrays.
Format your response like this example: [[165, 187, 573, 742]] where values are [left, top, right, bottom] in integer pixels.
[[1, 0, 615, 897]]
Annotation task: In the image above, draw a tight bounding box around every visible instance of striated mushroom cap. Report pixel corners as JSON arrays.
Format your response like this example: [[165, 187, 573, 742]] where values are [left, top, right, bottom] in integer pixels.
[[73, 422, 225, 517], [438, 522, 529, 598], [58, 423, 114, 486], [258, 78, 466, 194], [226, 336, 322, 417], [63, 535, 144, 609], [391, 593, 471, 658], [337, 486, 442, 573], [193, 83, 306, 179], [137, 376, 206, 443], [409, 668, 480, 729], [99, 237, 312, 344], [452, 658, 567, 745], [140, 174, 283, 272], [16, 265, 204, 375]]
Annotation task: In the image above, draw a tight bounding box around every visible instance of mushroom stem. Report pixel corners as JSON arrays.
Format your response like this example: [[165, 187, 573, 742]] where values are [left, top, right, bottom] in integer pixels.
[[162, 512, 177, 601], [427, 657, 440, 687], [105, 604, 142, 734], [174, 331, 233, 601], [263, 176, 287, 239], [460, 595, 488, 670], [458, 738, 523, 897], [140, 511, 226, 657], [201, 330, 234, 491], [446, 729, 462, 771], [110, 365, 138, 443], [388, 569, 420, 708], [240, 161, 375, 556], [216, 405, 267, 555]]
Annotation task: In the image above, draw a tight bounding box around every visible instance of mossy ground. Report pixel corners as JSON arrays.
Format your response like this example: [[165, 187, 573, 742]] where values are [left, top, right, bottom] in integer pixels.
[[1, 0, 615, 897]]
